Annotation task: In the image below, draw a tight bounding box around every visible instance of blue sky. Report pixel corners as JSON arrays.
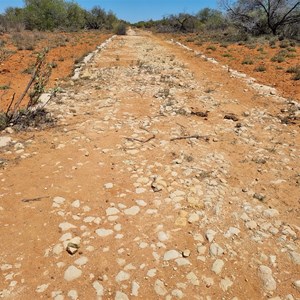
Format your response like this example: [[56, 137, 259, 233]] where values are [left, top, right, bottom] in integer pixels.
[[0, 0, 218, 23]]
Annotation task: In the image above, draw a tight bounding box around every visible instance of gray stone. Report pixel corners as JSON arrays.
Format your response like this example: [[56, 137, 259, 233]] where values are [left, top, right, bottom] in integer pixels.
[[158, 231, 169, 242], [163, 250, 181, 260], [209, 243, 224, 256], [124, 206, 140, 216], [205, 229, 217, 242], [186, 272, 199, 286], [74, 256, 88, 266], [59, 222, 76, 231], [36, 284, 49, 293], [96, 228, 113, 237], [154, 279, 167, 296], [106, 207, 120, 216], [263, 209, 279, 218], [131, 281, 140, 296], [258, 265, 277, 291], [0, 137, 12, 148], [64, 265, 82, 281], [115, 271, 130, 282], [290, 252, 300, 265], [68, 290, 78, 300], [212, 259, 224, 274], [293, 280, 300, 292], [220, 277, 233, 291], [93, 281, 104, 297], [115, 291, 129, 300]]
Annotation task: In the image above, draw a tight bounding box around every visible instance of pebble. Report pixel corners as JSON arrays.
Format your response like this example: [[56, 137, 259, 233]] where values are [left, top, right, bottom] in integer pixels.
[[92, 281, 104, 297], [131, 281, 140, 296], [0, 136, 12, 148], [115, 291, 129, 300], [74, 256, 88, 266], [154, 279, 168, 296], [106, 207, 120, 216], [163, 250, 181, 260], [182, 249, 191, 257], [205, 229, 217, 242], [115, 271, 130, 282], [59, 222, 76, 231], [158, 231, 169, 242], [211, 259, 224, 274], [246, 220, 257, 230], [96, 228, 113, 237], [209, 243, 224, 256], [71, 200, 81, 208], [64, 265, 82, 281], [289, 252, 300, 265], [258, 265, 277, 291], [104, 183, 114, 189], [68, 290, 78, 300], [147, 269, 157, 277], [293, 280, 300, 292], [124, 206, 140, 216], [36, 284, 49, 293], [186, 272, 200, 286], [220, 277, 233, 291]]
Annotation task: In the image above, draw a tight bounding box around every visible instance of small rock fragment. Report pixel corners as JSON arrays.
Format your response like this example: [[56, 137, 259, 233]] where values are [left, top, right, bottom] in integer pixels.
[[258, 265, 277, 291]]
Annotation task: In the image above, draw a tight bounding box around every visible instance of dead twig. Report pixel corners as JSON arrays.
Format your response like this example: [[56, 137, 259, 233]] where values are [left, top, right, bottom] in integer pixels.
[[21, 196, 50, 203], [126, 134, 155, 143], [170, 135, 210, 142]]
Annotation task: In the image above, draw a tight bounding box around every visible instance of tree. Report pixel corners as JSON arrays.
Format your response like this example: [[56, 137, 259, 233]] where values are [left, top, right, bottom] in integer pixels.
[[196, 8, 228, 30], [220, 0, 300, 35], [65, 2, 85, 30], [24, 0, 67, 30]]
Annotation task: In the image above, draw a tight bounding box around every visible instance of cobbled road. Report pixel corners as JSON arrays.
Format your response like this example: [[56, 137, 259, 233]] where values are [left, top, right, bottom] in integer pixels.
[[0, 30, 299, 300]]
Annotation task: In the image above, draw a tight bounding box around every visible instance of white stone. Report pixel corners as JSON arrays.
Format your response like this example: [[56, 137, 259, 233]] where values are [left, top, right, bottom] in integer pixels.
[[220, 277, 233, 291], [293, 280, 300, 292], [263, 209, 279, 218], [0, 137, 12, 148], [93, 281, 104, 296], [36, 284, 49, 293], [163, 250, 181, 260], [124, 206, 140, 216], [106, 207, 120, 216], [59, 222, 76, 231], [131, 281, 140, 296], [115, 271, 130, 282], [64, 265, 82, 281], [258, 265, 277, 291], [96, 228, 113, 237], [154, 279, 167, 296], [74, 256, 88, 266], [158, 231, 169, 242], [115, 291, 129, 300], [104, 183, 113, 189], [136, 188, 146, 194], [212, 259, 224, 274], [147, 269, 157, 277], [205, 229, 217, 242], [68, 290, 78, 300], [186, 272, 199, 286], [136, 200, 147, 206], [71, 200, 80, 208], [53, 196, 65, 205], [172, 289, 184, 299]]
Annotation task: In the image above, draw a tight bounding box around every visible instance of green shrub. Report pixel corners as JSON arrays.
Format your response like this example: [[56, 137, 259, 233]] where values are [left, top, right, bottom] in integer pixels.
[[114, 22, 127, 35], [254, 65, 266, 72], [242, 57, 254, 65], [206, 45, 216, 51]]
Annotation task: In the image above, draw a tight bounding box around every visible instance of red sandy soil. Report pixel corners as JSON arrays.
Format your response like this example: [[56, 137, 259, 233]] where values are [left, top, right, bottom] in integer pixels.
[[0, 31, 111, 111], [161, 33, 299, 102]]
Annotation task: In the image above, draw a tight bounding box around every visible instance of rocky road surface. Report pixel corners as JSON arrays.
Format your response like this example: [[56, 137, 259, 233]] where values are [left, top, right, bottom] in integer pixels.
[[0, 30, 300, 300]]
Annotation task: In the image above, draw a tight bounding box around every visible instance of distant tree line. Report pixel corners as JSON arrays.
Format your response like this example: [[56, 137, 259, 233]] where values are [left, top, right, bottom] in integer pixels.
[[0, 0, 125, 32], [134, 1, 299, 39]]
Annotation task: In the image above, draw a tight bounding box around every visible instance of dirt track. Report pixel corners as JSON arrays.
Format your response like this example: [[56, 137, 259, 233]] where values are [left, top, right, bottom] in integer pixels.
[[0, 30, 299, 299]]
